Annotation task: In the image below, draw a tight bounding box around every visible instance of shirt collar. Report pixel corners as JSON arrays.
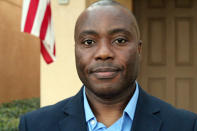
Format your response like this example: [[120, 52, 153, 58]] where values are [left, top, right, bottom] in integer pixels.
[[124, 81, 139, 120], [83, 87, 95, 122], [83, 81, 139, 122]]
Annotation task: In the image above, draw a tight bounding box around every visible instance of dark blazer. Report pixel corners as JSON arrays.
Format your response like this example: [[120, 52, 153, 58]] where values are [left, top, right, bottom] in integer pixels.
[[19, 87, 197, 131]]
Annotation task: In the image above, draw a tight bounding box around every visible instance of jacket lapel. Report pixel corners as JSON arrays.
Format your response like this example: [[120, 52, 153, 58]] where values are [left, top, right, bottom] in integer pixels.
[[131, 87, 162, 131], [59, 88, 87, 131]]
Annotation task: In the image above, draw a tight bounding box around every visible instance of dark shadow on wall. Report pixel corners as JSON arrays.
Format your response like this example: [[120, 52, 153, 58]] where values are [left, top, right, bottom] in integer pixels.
[[0, 0, 40, 103]]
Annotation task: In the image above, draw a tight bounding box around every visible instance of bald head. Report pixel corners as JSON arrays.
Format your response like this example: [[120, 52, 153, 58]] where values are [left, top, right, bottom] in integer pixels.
[[74, 0, 140, 42], [89, 0, 121, 7]]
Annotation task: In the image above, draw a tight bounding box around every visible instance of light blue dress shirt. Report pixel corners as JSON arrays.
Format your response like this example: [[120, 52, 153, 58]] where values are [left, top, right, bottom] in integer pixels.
[[83, 81, 139, 131]]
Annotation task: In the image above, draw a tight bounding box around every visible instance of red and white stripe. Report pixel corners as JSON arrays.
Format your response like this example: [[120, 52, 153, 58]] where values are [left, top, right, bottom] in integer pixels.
[[21, 0, 56, 64]]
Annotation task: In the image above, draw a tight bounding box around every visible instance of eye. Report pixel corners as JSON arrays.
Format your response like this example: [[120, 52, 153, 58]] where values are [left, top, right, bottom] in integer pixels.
[[82, 39, 95, 46], [113, 38, 128, 45]]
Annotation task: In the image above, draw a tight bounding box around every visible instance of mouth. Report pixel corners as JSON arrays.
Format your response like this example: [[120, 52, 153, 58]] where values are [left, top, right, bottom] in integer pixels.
[[90, 67, 121, 79]]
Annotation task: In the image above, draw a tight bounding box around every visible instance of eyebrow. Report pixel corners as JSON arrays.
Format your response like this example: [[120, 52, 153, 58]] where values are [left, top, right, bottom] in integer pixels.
[[108, 28, 132, 36], [78, 28, 132, 38], [79, 30, 99, 38]]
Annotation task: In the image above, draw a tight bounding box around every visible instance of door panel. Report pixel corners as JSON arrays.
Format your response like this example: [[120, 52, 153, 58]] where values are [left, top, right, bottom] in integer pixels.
[[135, 0, 197, 113]]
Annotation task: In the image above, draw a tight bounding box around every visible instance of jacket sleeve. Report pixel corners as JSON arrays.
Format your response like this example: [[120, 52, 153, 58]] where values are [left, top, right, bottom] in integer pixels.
[[19, 115, 27, 131]]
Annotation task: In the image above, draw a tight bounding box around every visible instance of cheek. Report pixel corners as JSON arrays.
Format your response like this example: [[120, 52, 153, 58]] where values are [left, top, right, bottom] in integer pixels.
[[118, 46, 138, 66], [127, 49, 140, 77], [75, 47, 92, 74], [75, 49, 85, 70], [116, 47, 139, 78]]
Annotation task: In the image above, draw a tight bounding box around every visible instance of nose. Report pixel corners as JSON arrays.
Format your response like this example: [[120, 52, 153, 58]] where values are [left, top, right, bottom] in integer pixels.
[[94, 40, 114, 61]]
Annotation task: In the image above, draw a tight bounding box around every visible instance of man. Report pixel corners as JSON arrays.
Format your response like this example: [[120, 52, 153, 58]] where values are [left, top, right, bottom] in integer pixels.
[[19, 0, 197, 131]]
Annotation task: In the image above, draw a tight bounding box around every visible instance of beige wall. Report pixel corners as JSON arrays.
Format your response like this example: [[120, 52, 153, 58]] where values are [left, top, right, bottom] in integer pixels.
[[41, 0, 86, 106]]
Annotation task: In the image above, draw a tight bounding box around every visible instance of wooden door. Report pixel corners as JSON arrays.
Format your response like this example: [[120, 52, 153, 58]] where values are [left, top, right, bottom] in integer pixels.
[[135, 0, 197, 113]]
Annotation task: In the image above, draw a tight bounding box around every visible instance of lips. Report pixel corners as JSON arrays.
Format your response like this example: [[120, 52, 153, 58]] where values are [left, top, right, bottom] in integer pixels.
[[90, 67, 121, 79]]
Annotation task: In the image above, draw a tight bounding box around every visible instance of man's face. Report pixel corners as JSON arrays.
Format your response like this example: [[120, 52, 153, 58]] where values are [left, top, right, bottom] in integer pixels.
[[75, 5, 141, 99]]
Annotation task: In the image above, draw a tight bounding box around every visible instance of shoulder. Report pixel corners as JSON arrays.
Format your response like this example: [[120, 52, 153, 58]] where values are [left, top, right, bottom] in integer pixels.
[[139, 87, 197, 119], [19, 96, 74, 131], [154, 96, 197, 130], [151, 94, 197, 119], [143, 90, 197, 130], [137, 87, 197, 130], [26, 96, 73, 118], [19, 88, 84, 131]]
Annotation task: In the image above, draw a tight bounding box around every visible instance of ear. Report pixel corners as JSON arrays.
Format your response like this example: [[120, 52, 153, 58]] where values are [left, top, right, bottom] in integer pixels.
[[137, 40, 142, 55]]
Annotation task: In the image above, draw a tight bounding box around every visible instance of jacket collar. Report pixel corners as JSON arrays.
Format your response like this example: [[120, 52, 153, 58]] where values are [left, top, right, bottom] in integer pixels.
[[59, 88, 87, 131], [131, 86, 162, 131]]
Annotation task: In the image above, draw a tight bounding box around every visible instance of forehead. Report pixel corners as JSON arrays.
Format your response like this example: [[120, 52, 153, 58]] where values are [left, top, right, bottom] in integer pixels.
[[75, 5, 135, 35]]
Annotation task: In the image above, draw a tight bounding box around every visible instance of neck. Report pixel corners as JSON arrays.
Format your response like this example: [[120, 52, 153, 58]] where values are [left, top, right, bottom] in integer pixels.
[[85, 82, 136, 127]]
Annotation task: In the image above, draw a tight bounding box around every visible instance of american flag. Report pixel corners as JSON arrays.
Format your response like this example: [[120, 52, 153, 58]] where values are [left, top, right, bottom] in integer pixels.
[[21, 0, 56, 64]]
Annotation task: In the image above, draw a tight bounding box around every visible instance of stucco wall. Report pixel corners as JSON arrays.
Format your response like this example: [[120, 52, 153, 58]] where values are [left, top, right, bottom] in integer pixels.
[[41, 0, 85, 106]]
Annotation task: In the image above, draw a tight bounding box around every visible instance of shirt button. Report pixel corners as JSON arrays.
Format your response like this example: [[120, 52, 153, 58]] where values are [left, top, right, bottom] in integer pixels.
[[90, 120, 95, 125]]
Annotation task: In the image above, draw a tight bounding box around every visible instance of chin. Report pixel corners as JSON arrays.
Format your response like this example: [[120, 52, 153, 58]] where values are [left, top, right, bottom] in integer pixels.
[[87, 82, 125, 99]]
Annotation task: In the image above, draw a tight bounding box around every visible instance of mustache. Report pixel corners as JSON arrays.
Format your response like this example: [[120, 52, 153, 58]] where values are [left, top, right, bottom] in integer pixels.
[[88, 63, 123, 74]]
